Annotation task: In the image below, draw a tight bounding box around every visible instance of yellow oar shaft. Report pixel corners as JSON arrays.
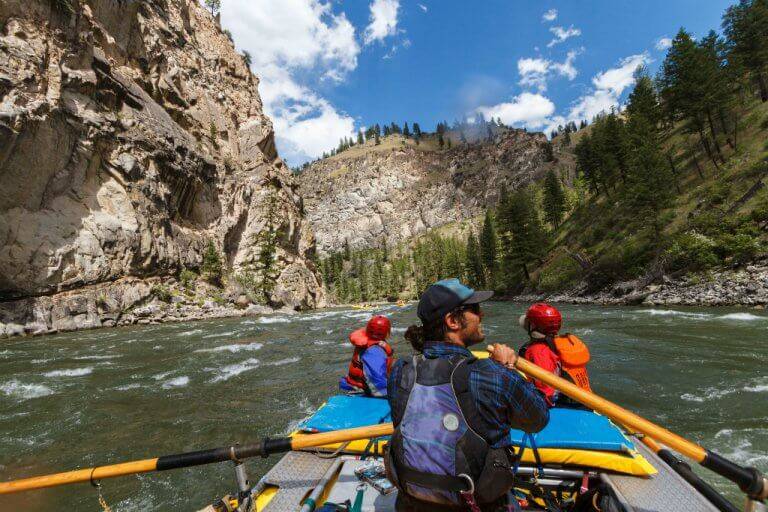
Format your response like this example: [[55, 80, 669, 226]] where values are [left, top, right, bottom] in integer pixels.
[[0, 458, 159, 495], [0, 423, 395, 495], [512, 355, 707, 461], [291, 422, 393, 450]]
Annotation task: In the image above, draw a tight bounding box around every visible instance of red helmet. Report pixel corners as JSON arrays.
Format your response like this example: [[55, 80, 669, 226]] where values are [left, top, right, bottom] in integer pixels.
[[366, 315, 391, 341], [523, 303, 562, 336]]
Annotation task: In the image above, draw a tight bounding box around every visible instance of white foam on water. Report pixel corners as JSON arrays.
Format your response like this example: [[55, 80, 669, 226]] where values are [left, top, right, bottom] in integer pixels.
[[256, 316, 291, 324], [30, 358, 54, 364], [162, 376, 189, 389], [313, 340, 333, 346], [43, 367, 93, 378], [116, 383, 142, 391], [637, 309, 712, 319], [0, 380, 54, 399], [194, 342, 263, 354], [681, 377, 768, 402], [73, 355, 116, 360], [177, 328, 204, 337], [210, 358, 261, 382], [267, 357, 300, 367], [717, 312, 766, 321], [202, 330, 238, 339], [152, 371, 174, 381]]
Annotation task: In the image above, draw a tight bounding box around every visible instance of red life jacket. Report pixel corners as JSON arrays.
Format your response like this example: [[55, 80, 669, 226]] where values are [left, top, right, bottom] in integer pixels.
[[344, 328, 394, 393]]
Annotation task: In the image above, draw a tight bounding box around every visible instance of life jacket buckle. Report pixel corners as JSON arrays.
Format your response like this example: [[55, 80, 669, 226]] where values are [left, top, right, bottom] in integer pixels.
[[457, 473, 475, 494], [458, 474, 482, 512]]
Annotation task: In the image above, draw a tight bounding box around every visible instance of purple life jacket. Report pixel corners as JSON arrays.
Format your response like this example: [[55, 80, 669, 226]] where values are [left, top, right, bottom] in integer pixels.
[[386, 354, 518, 507]]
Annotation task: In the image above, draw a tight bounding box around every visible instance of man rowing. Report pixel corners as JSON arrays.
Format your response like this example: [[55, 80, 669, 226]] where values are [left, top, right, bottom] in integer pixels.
[[386, 278, 549, 511]]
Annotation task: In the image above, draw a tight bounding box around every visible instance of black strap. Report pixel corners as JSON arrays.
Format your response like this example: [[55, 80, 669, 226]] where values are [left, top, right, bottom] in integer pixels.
[[396, 463, 472, 493]]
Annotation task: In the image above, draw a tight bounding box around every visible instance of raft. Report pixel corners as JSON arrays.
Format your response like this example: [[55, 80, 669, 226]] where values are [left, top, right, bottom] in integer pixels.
[[200, 395, 728, 512]]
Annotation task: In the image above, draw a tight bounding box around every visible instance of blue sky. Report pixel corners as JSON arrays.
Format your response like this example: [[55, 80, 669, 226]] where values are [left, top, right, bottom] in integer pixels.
[[220, 0, 735, 166]]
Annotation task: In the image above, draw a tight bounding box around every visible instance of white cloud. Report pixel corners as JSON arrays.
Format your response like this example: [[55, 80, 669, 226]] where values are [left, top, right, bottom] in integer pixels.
[[418, 3, 428, 12], [221, 0, 360, 164], [591, 53, 649, 96], [364, 0, 400, 45], [485, 52, 650, 137], [551, 49, 579, 80], [568, 53, 651, 122], [655, 37, 672, 51], [547, 25, 581, 48], [542, 9, 558, 22], [518, 57, 550, 91], [517, 50, 580, 92], [476, 92, 556, 130]]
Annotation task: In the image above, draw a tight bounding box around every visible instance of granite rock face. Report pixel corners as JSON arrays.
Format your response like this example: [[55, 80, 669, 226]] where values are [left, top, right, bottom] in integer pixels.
[[0, 0, 324, 334], [297, 131, 551, 255]]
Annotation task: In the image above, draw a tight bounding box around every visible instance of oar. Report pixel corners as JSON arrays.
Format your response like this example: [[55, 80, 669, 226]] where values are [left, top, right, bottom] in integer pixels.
[[490, 346, 768, 503], [0, 423, 394, 495]]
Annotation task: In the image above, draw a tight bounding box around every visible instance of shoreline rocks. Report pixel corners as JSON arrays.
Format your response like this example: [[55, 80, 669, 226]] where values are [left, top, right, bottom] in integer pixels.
[[507, 263, 768, 308], [0, 277, 296, 339]]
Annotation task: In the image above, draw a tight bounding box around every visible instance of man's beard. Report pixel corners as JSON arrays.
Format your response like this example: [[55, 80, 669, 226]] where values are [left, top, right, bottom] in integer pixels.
[[464, 327, 485, 347]]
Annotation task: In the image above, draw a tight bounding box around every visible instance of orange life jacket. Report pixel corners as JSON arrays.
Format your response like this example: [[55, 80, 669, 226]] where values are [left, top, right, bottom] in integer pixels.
[[344, 329, 394, 393], [552, 333, 592, 393]]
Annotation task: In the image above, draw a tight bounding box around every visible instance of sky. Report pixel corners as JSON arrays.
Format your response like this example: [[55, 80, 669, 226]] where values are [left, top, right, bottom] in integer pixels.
[[219, 0, 736, 166]]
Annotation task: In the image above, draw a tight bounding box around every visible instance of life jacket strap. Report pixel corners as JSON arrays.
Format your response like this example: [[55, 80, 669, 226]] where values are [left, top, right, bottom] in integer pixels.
[[395, 462, 474, 493]]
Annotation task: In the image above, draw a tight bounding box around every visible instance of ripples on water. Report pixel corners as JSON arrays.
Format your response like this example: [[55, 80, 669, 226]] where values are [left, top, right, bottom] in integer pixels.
[[0, 303, 766, 510]]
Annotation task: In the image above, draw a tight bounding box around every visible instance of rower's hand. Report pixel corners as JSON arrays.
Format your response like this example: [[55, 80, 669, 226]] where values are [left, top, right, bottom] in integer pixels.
[[487, 344, 517, 370]]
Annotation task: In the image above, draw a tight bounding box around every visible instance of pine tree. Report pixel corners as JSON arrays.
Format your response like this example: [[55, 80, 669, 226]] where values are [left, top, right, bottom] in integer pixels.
[[438, 133, 444, 149], [625, 73, 676, 239], [497, 187, 548, 285], [479, 211, 497, 286], [205, 0, 221, 16], [242, 50, 252, 67], [466, 232, 485, 288], [723, 0, 768, 102], [542, 170, 566, 228], [357, 130, 364, 145], [375, 131, 381, 145], [659, 29, 723, 167], [375, 123, 381, 137], [403, 122, 411, 137], [413, 123, 422, 138]]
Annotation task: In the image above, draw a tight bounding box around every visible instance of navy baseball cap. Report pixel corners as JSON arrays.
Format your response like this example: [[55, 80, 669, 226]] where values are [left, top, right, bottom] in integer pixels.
[[417, 278, 494, 324]]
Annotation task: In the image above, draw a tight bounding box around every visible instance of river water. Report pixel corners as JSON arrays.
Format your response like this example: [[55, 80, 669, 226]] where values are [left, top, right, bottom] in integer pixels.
[[0, 303, 766, 510]]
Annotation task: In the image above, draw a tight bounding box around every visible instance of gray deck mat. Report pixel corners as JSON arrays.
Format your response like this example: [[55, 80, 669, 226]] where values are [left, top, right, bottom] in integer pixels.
[[603, 441, 723, 512], [325, 460, 397, 512], [260, 451, 336, 512]]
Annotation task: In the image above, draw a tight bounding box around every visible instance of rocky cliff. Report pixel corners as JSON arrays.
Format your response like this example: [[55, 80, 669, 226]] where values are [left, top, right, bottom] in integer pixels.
[[0, 0, 324, 335], [297, 130, 552, 255]]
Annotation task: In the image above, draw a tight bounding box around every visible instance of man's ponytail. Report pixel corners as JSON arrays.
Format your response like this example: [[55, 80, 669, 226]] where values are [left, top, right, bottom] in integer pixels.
[[404, 324, 425, 353]]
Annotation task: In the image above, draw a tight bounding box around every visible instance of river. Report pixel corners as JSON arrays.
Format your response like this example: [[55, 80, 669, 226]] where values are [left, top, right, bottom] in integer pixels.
[[0, 303, 766, 510]]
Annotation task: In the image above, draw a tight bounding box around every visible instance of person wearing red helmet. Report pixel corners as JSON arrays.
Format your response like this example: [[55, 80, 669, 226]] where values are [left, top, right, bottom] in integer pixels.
[[340, 315, 394, 397], [519, 303, 592, 407]]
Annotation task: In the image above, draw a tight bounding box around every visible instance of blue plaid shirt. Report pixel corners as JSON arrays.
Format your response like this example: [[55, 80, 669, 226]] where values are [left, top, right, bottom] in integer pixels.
[[387, 342, 549, 448]]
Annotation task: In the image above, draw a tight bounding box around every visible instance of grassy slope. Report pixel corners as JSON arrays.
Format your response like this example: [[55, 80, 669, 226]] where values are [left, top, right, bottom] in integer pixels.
[[532, 98, 768, 293]]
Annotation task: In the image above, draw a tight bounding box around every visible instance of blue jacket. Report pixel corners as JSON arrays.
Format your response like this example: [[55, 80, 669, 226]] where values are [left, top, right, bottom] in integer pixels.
[[339, 345, 389, 397]]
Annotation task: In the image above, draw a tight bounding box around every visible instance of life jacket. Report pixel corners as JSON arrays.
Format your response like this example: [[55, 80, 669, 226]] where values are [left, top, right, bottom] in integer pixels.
[[386, 354, 518, 508], [553, 334, 592, 393], [343, 329, 394, 393], [519, 333, 592, 393]]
